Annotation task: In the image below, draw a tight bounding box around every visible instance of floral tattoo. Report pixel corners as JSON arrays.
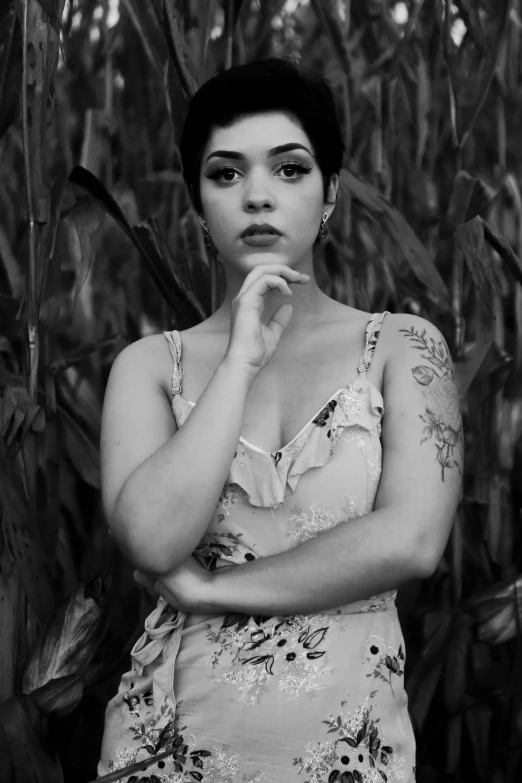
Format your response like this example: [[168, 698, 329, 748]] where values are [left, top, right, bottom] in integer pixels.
[[400, 326, 464, 482]]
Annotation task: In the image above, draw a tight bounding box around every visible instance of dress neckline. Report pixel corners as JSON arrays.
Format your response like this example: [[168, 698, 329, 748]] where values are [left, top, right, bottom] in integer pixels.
[[174, 377, 383, 456]]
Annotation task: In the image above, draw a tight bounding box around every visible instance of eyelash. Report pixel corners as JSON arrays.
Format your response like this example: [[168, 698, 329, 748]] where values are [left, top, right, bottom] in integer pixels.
[[205, 161, 313, 185]]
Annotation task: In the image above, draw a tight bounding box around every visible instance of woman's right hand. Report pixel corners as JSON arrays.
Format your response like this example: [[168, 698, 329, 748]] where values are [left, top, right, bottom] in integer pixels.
[[224, 264, 310, 379]]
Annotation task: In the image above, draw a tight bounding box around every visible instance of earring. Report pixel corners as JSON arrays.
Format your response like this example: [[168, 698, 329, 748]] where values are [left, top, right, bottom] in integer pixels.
[[202, 221, 214, 248], [319, 212, 329, 240]]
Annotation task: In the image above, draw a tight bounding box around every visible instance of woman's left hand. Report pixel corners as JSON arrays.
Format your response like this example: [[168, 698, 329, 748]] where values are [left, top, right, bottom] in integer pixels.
[[133, 556, 215, 614]]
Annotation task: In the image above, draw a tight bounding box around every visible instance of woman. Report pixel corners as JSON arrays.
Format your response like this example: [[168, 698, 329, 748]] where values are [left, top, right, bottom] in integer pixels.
[[98, 58, 463, 782]]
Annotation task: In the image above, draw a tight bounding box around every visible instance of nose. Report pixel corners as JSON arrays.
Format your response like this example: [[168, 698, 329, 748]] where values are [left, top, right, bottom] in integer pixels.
[[243, 167, 276, 212]]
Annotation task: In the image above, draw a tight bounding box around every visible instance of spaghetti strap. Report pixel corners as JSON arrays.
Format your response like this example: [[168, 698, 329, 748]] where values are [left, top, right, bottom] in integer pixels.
[[163, 330, 184, 396], [356, 311, 389, 377]]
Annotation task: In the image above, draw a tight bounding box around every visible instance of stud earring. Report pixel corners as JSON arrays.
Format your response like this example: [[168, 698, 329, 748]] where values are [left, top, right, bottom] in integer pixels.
[[319, 212, 329, 240], [202, 221, 214, 248]]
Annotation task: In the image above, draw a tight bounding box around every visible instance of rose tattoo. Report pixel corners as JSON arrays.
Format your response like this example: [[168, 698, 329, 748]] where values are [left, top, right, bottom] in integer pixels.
[[400, 326, 464, 482]]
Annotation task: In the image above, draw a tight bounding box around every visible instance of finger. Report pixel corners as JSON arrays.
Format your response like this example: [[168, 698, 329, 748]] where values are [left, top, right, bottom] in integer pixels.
[[133, 570, 155, 591], [235, 265, 305, 299], [153, 580, 180, 610], [234, 274, 294, 317], [267, 303, 294, 339]]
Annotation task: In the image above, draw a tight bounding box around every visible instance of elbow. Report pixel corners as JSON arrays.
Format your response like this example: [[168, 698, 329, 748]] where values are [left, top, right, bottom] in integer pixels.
[[112, 525, 180, 577], [108, 498, 179, 578], [411, 538, 442, 580]]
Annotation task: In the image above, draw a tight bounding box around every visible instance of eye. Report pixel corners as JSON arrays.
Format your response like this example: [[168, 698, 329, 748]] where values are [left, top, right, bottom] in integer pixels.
[[276, 161, 313, 180], [205, 167, 242, 184]]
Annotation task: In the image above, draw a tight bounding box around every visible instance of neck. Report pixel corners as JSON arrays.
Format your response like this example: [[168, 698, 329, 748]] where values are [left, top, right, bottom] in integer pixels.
[[214, 266, 333, 341]]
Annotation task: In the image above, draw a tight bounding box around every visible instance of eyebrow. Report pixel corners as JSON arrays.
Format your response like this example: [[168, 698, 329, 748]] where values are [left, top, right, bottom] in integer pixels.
[[204, 143, 314, 163]]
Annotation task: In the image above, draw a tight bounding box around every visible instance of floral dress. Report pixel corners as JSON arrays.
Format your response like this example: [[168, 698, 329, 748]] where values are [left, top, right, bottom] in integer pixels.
[[97, 311, 416, 783]]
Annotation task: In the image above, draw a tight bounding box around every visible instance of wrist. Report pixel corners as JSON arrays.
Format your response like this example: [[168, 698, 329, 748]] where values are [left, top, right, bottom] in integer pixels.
[[219, 354, 258, 389], [199, 567, 221, 614]]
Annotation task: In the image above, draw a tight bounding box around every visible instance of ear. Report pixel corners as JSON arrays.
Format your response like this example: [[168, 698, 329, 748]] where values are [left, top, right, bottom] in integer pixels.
[[324, 174, 339, 220]]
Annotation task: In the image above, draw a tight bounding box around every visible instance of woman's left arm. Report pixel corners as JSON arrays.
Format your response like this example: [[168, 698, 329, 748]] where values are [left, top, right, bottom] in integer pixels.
[[148, 314, 464, 616]]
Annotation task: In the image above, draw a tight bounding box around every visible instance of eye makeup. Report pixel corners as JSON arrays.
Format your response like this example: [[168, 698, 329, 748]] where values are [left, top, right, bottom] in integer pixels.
[[204, 160, 314, 185]]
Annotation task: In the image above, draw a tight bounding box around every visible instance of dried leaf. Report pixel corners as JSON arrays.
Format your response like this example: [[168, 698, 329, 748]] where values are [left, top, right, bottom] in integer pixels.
[[469, 575, 522, 645], [30, 653, 125, 716], [21, 575, 109, 696]]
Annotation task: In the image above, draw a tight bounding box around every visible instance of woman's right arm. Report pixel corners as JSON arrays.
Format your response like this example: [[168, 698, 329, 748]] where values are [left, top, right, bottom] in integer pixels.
[[100, 264, 309, 577], [100, 342, 254, 576]]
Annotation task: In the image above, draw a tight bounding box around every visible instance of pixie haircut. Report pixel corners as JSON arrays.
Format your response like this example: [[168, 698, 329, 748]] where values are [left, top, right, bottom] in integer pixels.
[[180, 57, 345, 215]]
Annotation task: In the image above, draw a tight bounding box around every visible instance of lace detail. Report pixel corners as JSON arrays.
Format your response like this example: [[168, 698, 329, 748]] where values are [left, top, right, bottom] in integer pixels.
[[329, 390, 364, 449], [163, 330, 184, 396], [285, 504, 340, 546], [218, 484, 246, 515]]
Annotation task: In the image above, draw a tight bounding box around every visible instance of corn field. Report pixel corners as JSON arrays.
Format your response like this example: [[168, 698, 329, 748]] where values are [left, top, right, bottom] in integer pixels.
[[1, 0, 522, 780]]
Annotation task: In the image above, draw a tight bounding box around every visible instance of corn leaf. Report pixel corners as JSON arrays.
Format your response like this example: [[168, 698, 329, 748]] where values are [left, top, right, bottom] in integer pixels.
[[0, 695, 63, 783], [455, 216, 499, 315], [341, 169, 449, 305], [0, 3, 22, 140]]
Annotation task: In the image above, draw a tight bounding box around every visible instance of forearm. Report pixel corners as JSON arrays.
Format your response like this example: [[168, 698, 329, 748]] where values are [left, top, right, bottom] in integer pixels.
[[113, 358, 255, 576], [208, 506, 428, 616]]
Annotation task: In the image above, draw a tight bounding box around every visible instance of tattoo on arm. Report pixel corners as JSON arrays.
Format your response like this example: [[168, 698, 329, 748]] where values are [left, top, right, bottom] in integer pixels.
[[399, 327, 464, 482]]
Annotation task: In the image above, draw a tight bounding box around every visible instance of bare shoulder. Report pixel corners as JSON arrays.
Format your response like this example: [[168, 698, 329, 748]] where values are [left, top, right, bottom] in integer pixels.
[[379, 313, 454, 376], [380, 312, 450, 363], [111, 333, 176, 397], [379, 312, 458, 407]]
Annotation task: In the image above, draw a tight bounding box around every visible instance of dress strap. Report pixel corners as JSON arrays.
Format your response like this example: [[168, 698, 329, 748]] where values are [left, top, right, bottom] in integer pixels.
[[163, 330, 184, 396], [356, 312, 389, 377]]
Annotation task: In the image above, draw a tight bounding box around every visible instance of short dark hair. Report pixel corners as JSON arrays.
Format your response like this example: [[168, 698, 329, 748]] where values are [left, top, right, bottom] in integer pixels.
[[180, 57, 345, 215]]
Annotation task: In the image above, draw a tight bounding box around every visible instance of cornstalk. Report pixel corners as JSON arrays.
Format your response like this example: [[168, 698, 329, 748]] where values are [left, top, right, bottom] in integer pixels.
[[22, 0, 39, 403]]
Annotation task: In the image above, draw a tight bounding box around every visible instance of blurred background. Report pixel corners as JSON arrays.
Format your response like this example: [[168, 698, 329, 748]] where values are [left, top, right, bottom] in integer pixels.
[[1, 0, 522, 781]]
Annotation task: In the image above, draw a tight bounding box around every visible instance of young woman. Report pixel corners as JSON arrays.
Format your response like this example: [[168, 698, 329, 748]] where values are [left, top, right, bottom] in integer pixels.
[[98, 58, 463, 782]]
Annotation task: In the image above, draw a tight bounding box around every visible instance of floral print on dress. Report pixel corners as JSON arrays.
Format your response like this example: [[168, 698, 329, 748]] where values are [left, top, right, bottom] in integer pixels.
[[293, 697, 408, 783], [204, 613, 337, 705], [107, 694, 248, 782], [218, 483, 247, 515], [272, 427, 314, 469], [363, 635, 405, 697], [194, 531, 245, 570], [285, 504, 340, 546]]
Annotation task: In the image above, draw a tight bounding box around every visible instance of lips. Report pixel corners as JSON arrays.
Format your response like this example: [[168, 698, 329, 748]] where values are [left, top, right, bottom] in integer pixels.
[[240, 223, 282, 238]]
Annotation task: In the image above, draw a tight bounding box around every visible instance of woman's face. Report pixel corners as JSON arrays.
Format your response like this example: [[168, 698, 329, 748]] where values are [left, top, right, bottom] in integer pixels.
[[198, 111, 337, 273]]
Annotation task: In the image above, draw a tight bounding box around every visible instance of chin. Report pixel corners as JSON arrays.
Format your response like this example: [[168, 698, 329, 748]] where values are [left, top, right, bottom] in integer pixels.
[[233, 251, 292, 267]]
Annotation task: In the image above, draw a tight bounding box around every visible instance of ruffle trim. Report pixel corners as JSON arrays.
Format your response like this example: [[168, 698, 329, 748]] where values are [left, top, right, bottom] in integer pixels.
[[172, 379, 384, 509]]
